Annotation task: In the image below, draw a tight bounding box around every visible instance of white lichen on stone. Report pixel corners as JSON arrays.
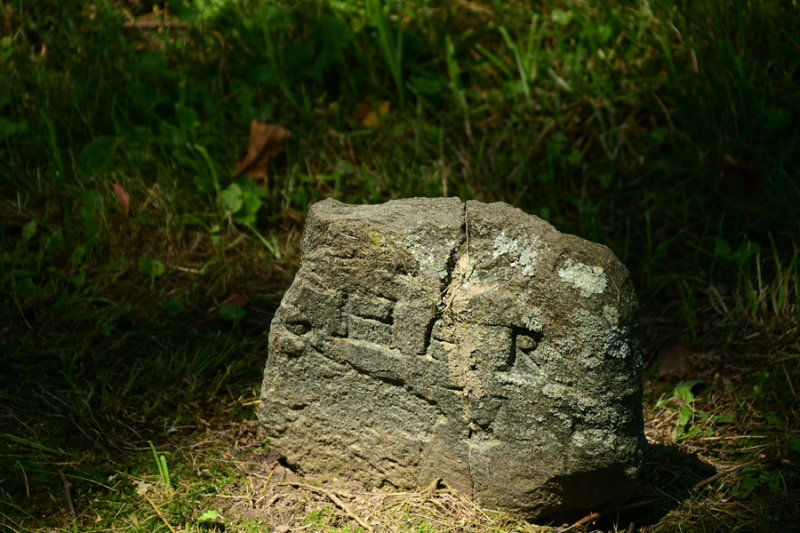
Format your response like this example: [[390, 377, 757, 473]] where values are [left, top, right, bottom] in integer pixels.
[[492, 231, 541, 276], [406, 233, 460, 279], [570, 429, 616, 457], [523, 307, 544, 332], [602, 305, 618, 327], [558, 259, 607, 297], [572, 307, 630, 361]]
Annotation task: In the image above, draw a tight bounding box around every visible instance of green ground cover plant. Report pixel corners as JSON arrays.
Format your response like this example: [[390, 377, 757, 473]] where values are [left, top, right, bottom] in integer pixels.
[[1, 0, 798, 531]]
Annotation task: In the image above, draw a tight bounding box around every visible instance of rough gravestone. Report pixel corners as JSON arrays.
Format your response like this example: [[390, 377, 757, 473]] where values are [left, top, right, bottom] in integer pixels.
[[258, 198, 645, 518]]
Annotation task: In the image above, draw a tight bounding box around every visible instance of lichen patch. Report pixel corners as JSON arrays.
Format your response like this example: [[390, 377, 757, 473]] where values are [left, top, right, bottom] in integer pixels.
[[523, 307, 544, 332], [558, 259, 607, 297], [492, 231, 541, 276]]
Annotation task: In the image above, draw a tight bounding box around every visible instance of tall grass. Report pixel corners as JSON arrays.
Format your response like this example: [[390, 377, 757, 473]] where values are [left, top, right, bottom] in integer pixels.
[[1, 1, 798, 528]]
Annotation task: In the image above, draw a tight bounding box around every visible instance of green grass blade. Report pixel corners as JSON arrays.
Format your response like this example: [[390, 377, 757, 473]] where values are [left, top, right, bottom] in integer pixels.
[[2, 433, 65, 455], [160, 455, 171, 490], [366, 0, 404, 104]]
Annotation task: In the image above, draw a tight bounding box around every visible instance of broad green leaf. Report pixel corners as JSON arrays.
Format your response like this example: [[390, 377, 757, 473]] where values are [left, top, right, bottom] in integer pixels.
[[674, 380, 700, 404], [161, 296, 184, 318], [791, 437, 800, 455], [651, 127, 667, 143], [597, 172, 614, 189], [197, 510, 220, 523], [674, 406, 692, 439], [22, 220, 37, 241], [218, 303, 246, 322], [220, 183, 244, 214], [551, 8, 573, 25], [78, 136, 116, 174], [712, 413, 734, 424], [735, 472, 760, 499], [0, 117, 26, 142], [766, 412, 784, 427], [140, 257, 166, 277], [226, 176, 264, 225], [71, 271, 86, 288], [596, 24, 613, 43]]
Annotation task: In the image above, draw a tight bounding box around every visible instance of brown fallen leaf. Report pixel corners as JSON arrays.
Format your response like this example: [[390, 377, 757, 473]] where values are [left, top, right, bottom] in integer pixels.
[[219, 289, 248, 308], [110, 182, 130, 217], [356, 100, 390, 128], [212, 29, 226, 50], [122, 8, 188, 30], [234, 120, 291, 183]]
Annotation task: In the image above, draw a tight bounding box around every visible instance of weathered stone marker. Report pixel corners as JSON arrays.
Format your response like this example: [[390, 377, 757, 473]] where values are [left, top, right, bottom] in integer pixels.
[[258, 198, 645, 518]]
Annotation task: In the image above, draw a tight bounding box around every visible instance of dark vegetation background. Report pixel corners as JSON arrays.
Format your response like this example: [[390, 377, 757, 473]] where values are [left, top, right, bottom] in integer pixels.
[[1, 0, 798, 531]]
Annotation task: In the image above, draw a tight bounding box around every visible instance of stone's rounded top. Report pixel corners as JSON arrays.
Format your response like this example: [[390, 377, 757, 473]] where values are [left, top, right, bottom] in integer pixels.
[[260, 197, 645, 520], [303, 197, 467, 280], [315, 196, 464, 211], [309, 196, 464, 230]]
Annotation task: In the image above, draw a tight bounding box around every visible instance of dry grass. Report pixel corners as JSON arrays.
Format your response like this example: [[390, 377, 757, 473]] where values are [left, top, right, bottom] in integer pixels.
[[87, 349, 796, 533], [2, 1, 799, 531]]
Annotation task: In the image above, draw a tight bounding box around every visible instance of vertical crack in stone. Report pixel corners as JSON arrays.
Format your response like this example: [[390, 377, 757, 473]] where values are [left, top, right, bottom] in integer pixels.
[[432, 201, 477, 497], [429, 201, 467, 354], [438, 202, 468, 310]]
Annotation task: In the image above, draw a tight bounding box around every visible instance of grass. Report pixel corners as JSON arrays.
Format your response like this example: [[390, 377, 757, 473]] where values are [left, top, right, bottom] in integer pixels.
[[1, 0, 799, 531]]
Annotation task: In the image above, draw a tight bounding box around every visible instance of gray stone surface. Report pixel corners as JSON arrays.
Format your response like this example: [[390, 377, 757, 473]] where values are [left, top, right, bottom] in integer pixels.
[[258, 197, 645, 518]]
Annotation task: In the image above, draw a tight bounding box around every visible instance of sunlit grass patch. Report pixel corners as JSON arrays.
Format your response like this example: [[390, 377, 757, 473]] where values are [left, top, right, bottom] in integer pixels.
[[1, 0, 799, 531], [643, 358, 800, 530]]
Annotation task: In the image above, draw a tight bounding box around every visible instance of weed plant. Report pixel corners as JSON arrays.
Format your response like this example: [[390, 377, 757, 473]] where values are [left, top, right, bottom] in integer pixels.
[[1, 0, 798, 531]]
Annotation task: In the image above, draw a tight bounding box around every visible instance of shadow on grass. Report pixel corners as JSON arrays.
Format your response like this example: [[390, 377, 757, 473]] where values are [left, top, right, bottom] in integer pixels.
[[637, 444, 717, 522], [0, 291, 281, 528], [565, 444, 717, 531], [551, 444, 717, 531]]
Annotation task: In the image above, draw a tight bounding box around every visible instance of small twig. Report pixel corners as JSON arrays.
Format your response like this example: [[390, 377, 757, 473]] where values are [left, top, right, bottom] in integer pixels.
[[15, 461, 30, 499], [279, 481, 373, 531], [261, 470, 274, 496], [560, 498, 663, 532], [13, 298, 33, 330], [143, 494, 178, 533], [694, 457, 765, 491], [123, 19, 189, 30], [698, 435, 767, 441], [260, 493, 283, 507], [174, 265, 203, 274], [784, 364, 797, 397], [252, 470, 275, 506], [422, 477, 442, 496], [58, 469, 77, 523], [560, 511, 601, 531]]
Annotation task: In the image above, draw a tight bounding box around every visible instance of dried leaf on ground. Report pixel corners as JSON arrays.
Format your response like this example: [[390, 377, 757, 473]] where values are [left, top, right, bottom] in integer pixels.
[[234, 120, 291, 183], [219, 289, 249, 308], [122, 9, 188, 30], [357, 100, 391, 128], [110, 182, 130, 216]]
